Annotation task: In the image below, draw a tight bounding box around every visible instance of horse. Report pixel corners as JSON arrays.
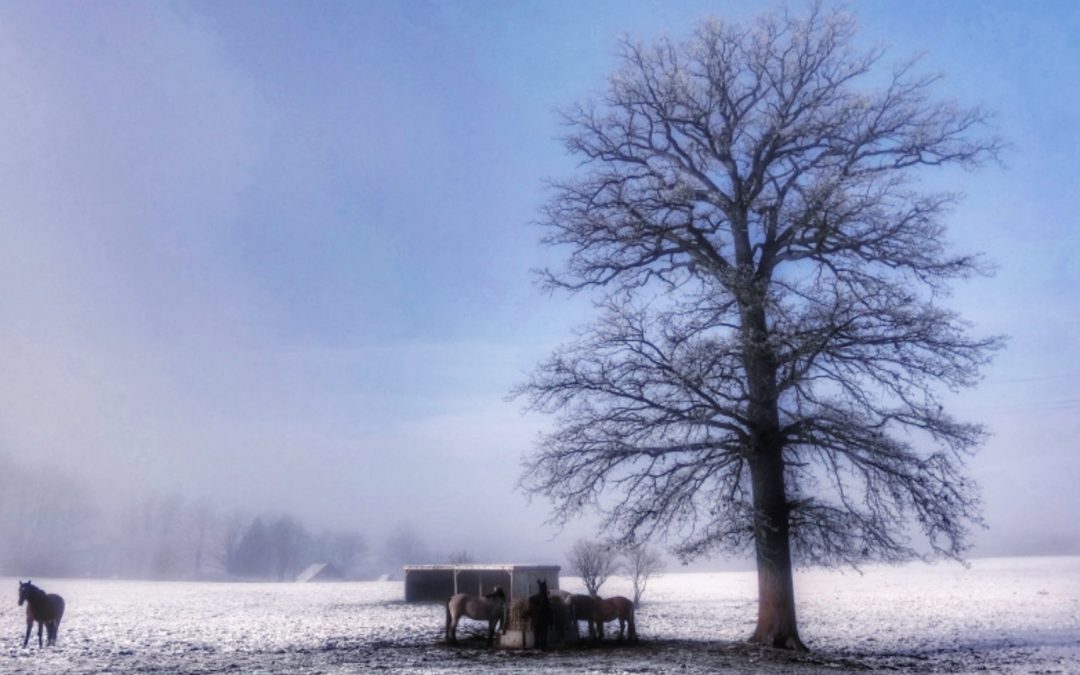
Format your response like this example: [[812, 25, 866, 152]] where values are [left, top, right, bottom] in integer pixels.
[[17, 580, 65, 648], [528, 579, 553, 650], [568, 594, 599, 640], [570, 593, 636, 642], [592, 595, 637, 641], [547, 591, 574, 646], [445, 586, 506, 646]]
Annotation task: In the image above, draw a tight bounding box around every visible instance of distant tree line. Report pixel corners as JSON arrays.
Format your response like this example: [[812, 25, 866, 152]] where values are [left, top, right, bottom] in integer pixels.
[[0, 453, 440, 581], [219, 513, 367, 581]]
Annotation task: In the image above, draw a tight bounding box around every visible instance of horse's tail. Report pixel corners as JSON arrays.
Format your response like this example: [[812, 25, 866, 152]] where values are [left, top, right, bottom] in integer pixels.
[[444, 598, 452, 643]]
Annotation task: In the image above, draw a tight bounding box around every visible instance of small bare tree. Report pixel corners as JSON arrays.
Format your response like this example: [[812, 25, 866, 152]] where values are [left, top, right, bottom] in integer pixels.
[[623, 543, 665, 607], [567, 538, 619, 596]]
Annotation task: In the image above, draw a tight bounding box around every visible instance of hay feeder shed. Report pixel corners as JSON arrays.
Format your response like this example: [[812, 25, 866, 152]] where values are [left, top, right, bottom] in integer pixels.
[[402, 563, 560, 602]]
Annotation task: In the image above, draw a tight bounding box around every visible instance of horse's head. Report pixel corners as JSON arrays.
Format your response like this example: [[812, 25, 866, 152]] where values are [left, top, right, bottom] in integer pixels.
[[487, 586, 506, 603], [537, 579, 548, 596], [18, 580, 32, 606]]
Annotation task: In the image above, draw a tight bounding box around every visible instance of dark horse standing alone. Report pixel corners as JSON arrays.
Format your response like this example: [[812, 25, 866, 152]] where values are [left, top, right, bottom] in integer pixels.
[[528, 579, 552, 650], [18, 580, 65, 648]]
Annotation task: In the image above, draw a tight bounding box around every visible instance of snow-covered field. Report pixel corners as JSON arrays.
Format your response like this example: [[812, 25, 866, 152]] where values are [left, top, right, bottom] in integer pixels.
[[3, 556, 1078, 674]]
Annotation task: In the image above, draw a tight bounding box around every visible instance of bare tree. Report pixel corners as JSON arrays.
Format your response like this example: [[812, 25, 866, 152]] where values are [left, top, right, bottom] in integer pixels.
[[118, 494, 185, 579], [187, 499, 217, 579], [622, 543, 665, 607], [228, 516, 272, 578], [268, 514, 310, 582], [0, 456, 99, 577], [315, 530, 368, 579], [567, 538, 619, 596], [517, 4, 1003, 651], [218, 509, 250, 576]]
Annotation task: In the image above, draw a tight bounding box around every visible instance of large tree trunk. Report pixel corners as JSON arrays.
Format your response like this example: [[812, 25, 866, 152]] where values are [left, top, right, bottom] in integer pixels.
[[742, 294, 807, 651], [738, 265, 807, 652], [748, 449, 807, 651]]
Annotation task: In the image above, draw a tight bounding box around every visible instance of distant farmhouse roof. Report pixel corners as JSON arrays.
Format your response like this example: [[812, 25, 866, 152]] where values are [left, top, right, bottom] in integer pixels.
[[296, 562, 344, 583], [402, 563, 560, 602]]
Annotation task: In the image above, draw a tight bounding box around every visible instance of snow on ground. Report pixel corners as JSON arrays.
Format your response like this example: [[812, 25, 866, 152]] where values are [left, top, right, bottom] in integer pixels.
[[2, 556, 1078, 674]]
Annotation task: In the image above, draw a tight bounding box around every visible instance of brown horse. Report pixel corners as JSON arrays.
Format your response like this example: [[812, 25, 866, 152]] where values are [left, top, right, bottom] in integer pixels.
[[569, 593, 636, 642], [593, 595, 636, 641], [18, 580, 65, 648], [445, 587, 506, 646]]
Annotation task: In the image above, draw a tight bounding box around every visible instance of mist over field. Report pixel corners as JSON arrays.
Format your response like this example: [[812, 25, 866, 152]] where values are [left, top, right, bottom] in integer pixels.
[[2, 2, 1080, 674], [3, 12, 1080, 675]]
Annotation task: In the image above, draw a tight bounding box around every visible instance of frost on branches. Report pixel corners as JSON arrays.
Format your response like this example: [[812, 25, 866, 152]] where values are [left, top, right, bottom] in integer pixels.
[[517, 3, 1003, 652]]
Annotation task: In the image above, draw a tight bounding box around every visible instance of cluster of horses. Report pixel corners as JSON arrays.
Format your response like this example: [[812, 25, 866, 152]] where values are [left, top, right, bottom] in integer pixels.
[[16, 580, 65, 649], [445, 580, 636, 649]]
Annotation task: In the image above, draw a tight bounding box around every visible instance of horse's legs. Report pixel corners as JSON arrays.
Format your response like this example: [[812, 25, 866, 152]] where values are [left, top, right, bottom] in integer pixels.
[[448, 615, 459, 645], [37, 621, 44, 648], [534, 619, 545, 651], [46, 620, 56, 646], [486, 618, 495, 647], [23, 621, 32, 648], [617, 617, 625, 641]]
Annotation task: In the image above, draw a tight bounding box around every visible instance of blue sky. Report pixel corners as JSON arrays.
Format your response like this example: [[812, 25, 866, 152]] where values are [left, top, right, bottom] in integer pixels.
[[0, 0, 1077, 562]]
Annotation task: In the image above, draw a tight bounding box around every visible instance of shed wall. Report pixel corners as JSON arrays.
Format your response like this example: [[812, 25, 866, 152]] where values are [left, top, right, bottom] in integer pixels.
[[403, 565, 560, 603], [403, 568, 513, 602]]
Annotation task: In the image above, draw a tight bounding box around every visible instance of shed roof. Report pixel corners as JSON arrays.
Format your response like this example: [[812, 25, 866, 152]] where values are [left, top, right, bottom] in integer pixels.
[[402, 563, 560, 572]]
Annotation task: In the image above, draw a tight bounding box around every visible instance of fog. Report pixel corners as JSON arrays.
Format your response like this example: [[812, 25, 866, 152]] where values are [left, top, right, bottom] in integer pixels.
[[1, 1, 1078, 580]]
